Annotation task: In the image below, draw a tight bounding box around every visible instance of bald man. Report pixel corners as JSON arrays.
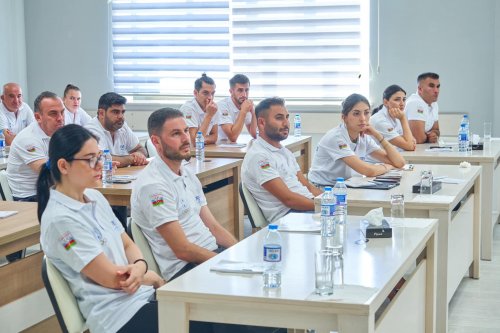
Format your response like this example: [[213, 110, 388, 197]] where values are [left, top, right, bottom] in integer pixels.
[[0, 83, 35, 145]]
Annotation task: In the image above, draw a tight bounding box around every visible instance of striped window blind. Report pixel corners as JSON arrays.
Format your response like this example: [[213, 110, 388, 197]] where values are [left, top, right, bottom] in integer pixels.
[[111, 0, 368, 102]]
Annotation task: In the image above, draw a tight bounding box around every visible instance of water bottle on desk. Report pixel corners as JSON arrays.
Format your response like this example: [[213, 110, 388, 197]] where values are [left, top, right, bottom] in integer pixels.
[[0, 131, 5, 158], [333, 177, 347, 218], [332, 205, 346, 255], [263, 224, 282, 288], [294, 114, 301, 137], [102, 149, 113, 186], [461, 114, 471, 152], [458, 123, 468, 153], [320, 187, 336, 250], [195, 131, 205, 162]]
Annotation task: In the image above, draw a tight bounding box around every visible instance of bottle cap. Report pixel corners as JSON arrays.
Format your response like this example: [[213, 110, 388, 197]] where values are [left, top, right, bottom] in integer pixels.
[[324, 186, 332, 191], [103, 149, 110, 153], [336, 177, 345, 182], [268, 224, 278, 230]]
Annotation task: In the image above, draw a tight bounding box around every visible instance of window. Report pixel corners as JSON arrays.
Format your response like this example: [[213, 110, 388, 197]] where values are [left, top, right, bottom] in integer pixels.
[[111, 0, 369, 104]]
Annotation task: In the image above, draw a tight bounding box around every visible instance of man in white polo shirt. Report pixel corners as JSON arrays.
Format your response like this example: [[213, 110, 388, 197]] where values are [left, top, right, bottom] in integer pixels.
[[85, 92, 147, 168], [131, 107, 237, 282], [242, 97, 322, 223], [0, 82, 35, 145], [218, 74, 257, 142], [406, 72, 441, 143], [5, 91, 64, 261], [180, 73, 220, 146]]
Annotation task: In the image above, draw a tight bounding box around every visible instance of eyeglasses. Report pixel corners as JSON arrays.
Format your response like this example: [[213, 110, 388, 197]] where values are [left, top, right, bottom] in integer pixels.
[[69, 155, 102, 169]]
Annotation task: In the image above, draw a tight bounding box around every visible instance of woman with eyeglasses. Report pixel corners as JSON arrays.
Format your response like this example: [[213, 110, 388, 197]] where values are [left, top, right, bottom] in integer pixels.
[[38, 124, 164, 333], [370, 85, 416, 151], [309, 93, 406, 185], [62, 84, 92, 126]]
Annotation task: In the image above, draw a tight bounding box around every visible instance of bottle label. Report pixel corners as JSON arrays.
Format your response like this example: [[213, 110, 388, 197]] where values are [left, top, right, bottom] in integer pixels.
[[335, 194, 346, 205], [321, 203, 335, 216], [264, 244, 281, 262], [104, 161, 112, 171], [0, 139, 4, 148]]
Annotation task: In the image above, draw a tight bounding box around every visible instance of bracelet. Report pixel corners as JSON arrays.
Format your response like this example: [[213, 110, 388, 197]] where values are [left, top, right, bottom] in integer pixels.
[[134, 258, 148, 274], [378, 136, 385, 144]]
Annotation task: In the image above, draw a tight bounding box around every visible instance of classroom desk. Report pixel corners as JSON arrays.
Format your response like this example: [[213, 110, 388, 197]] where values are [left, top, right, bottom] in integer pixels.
[[196, 134, 312, 174], [400, 141, 500, 261], [96, 158, 244, 240], [0, 201, 43, 307], [158, 215, 437, 333], [327, 164, 480, 333]]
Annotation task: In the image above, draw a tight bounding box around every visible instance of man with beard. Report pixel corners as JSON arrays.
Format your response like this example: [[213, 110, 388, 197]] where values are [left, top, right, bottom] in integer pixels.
[[131, 107, 237, 282], [0, 82, 35, 145], [218, 74, 257, 142], [85, 92, 147, 167], [242, 97, 322, 223]]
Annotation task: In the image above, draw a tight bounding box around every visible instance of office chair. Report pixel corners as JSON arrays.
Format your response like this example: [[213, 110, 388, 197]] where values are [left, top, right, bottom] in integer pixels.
[[0, 170, 13, 201], [145, 139, 158, 158], [239, 182, 268, 231], [41, 256, 87, 333], [126, 218, 161, 275]]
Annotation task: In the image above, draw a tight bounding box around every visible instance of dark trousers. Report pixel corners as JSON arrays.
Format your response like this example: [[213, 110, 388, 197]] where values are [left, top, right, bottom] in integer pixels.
[[111, 205, 128, 229], [6, 195, 37, 262]]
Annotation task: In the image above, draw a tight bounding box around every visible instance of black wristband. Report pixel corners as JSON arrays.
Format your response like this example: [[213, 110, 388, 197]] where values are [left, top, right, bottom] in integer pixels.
[[134, 258, 148, 274]]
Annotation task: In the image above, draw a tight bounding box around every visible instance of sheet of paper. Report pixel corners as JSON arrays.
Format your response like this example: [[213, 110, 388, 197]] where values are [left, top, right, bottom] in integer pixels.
[[278, 218, 321, 233], [210, 260, 264, 274], [411, 195, 456, 203], [424, 147, 453, 152], [0, 211, 18, 218], [345, 177, 375, 188], [218, 143, 247, 148]]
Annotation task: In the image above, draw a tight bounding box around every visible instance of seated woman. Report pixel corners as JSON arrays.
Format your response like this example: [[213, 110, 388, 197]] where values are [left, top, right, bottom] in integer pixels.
[[62, 84, 92, 126], [309, 93, 406, 185], [370, 85, 416, 151], [38, 124, 164, 333]]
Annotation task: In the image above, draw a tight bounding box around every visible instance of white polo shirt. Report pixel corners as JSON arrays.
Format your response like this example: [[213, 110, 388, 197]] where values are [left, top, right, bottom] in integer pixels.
[[131, 157, 217, 281], [370, 106, 404, 150], [7, 122, 50, 198], [405, 93, 439, 132], [0, 101, 35, 134], [217, 96, 252, 142], [64, 107, 92, 126], [308, 123, 381, 184], [241, 136, 313, 223], [85, 117, 139, 156], [40, 189, 154, 333], [180, 98, 220, 134]]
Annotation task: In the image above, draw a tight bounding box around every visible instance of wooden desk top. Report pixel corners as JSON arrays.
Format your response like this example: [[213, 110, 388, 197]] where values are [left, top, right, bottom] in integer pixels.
[[96, 157, 242, 197], [400, 141, 500, 163], [159, 215, 437, 313], [0, 201, 39, 249]]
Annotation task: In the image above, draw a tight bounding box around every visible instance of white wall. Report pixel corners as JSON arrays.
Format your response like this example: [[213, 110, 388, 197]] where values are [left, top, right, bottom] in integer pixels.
[[0, 0, 28, 98], [370, 0, 495, 135], [23, 0, 113, 109], [494, 1, 500, 135]]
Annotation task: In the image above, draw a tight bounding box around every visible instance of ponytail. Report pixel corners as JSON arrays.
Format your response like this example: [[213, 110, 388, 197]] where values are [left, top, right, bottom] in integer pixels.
[[372, 104, 384, 115], [36, 163, 54, 223]]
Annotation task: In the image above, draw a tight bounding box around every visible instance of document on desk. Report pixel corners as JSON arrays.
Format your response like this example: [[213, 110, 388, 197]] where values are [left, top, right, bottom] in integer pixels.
[[278, 217, 321, 233], [0, 211, 18, 218], [112, 175, 137, 181], [210, 260, 264, 274], [411, 195, 456, 203], [218, 143, 247, 148], [424, 147, 454, 152]]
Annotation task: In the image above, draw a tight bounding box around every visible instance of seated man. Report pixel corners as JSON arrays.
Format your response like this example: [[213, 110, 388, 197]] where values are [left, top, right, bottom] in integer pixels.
[[406, 72, 440, 143], [0, 82, 35, 145], [131, 107, 237, 282], [242, 97, 322, 223], [6, 91, 64, 261], [85, 92, 147, 167], [180, 73, 220, 145], [218, 74, 257, 142]]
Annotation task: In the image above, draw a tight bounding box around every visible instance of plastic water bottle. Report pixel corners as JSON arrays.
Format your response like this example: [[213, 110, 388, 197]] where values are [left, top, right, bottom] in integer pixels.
[[332, 205, 347, 255], [195, 131, 204, 162], [294, 114, 301, 137], [263, 224, 282, 288], [102, 149, 113, 186], [320, 187, 336, 250], [458, 123, 468, 153], [461, 115, 471, 152], [333, 177, 347, 218], [0, 132, 5, 158]]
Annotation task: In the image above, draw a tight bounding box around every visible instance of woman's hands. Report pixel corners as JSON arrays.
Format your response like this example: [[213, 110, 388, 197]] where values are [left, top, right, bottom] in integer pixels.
[[116, 261, 147, 294]]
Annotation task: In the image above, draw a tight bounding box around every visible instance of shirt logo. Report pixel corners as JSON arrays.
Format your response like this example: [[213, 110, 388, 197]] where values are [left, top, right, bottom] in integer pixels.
[[222, 112, 229, 116], [259, 159, 270, 169], [387, 127, 394, 132], [338, 142, 348, 149], [92, 227, 106, 246], [151, 193, 164, 207], [417, 109, 424, 114], [59, 231, 76, 251], [26, 145, 36, 153], [195, 195, 202, 205], [185, 113, 192, 119]]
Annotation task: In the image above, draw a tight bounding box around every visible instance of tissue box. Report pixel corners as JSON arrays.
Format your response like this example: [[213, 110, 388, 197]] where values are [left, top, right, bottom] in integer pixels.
[[472, 143, 483, 150], [366, 219, 392, 238], [412, 181, 442, 194]]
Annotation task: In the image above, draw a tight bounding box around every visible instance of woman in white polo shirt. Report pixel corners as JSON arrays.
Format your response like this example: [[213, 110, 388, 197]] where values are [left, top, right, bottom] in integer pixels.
[[62, 84, 92, 126], [309, 93, 406, 185], [37, 124, 164, 333], [370, 85, 416, 151]]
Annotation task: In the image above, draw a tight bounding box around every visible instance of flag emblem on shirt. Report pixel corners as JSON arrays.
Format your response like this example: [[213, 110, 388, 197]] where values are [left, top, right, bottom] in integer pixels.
[[222, 112, 229, 116], [59, 231, 76, 251], [417, 109, 424, 114], [185, 114, 192, 119], [26, 145, 36, 153], [387, 127, 394, 132], [338, 143, 348, 149], [259, 159, 270, 169], [151, 193, 164, 207]]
